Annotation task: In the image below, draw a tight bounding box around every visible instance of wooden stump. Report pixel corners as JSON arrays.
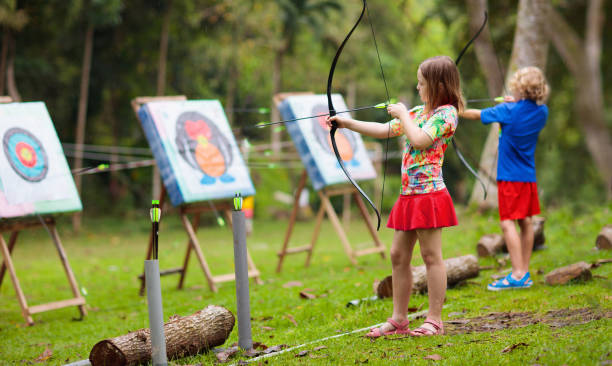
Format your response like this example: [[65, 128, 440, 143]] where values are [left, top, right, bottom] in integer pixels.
[[544, 262, 592, 285], [596, 224, 612, 250], [477, 234, 505, 257], [476, 216, 546, 257], [89, 305, 234, 366], [375, 255, 479, 296]]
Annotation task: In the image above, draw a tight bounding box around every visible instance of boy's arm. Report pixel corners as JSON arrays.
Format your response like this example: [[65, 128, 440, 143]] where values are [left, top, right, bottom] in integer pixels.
[[460, 108, 482, 120]]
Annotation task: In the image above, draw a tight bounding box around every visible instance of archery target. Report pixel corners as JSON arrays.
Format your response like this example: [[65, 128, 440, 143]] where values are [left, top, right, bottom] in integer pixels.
[[279, 94, 376, 191], [137, 100, 255, 206], [3, 127, 49, 182], [0, 102, 81, 218]]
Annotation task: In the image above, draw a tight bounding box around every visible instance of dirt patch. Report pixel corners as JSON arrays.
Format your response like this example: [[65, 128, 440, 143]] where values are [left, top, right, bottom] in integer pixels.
[[444, 307, 612, 335]]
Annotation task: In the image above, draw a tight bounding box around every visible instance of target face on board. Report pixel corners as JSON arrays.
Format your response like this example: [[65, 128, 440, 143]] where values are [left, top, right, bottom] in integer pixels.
[[2, 127, 49, 182]]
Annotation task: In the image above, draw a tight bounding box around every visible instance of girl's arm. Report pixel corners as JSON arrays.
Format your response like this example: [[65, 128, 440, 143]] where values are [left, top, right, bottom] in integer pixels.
[[387, 103, 433, 150], [460, 109, 482, 120], [326, 116, 391, 139]]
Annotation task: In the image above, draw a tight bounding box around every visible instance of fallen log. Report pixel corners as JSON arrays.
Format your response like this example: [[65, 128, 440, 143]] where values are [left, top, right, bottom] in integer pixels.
[[89, 305, 234, 366], [545, 262, 592, 285], [476, 234, 505, 257], [596, 224, 612, 250], [533, 216, 546, 249], [375, 255, 479, 297], [476, 216, 546, 257]]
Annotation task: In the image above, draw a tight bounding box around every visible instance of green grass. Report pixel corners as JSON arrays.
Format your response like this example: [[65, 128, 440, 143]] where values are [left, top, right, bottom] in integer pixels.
[[1, 203, 611, 365]]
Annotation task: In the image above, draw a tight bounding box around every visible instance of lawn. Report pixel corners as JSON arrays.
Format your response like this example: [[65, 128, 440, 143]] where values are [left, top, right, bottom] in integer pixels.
[[0, 202, 611, 365]]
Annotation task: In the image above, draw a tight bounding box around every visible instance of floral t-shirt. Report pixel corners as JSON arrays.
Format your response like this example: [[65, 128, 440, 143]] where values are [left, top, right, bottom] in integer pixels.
[[387, 105, 458, 195]]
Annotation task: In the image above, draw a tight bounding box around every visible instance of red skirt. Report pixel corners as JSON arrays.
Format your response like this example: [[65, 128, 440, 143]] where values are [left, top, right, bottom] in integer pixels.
[[498, 181, 540, 220], [386, 188, 458, 231]]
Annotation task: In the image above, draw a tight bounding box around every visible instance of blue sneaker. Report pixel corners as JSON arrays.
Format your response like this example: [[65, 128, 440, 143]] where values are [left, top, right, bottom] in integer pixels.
[[487, 272, 533, 291]]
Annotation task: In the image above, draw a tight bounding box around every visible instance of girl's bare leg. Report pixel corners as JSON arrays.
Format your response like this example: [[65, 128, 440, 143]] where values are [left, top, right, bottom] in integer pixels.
[[376, 229, 417, 333], [416, 228, 445, 331]]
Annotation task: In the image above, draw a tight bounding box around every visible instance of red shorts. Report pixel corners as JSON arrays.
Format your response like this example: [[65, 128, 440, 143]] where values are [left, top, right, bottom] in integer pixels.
[[386, 188, 457, 231], [497, 181, 540, 220]]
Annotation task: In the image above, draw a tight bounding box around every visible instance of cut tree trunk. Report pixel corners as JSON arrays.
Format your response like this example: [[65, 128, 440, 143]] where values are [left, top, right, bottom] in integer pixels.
[[596, 224, 612, 250], [89, 305, 234, 366], [375, 255, 479, 297], [545, 262, 592, 285], [476, 216, 546, 257]]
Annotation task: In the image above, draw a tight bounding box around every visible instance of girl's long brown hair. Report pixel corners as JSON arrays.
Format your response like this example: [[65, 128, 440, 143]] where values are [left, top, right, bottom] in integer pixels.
[[419, 56, 464, 114]]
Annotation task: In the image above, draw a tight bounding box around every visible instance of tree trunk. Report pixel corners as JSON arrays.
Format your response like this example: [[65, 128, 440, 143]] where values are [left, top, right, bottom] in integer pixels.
[[375, 255, 479, 296], [156, 0, 172, 96], [89, 305, 235, 366], [470, 0, 550, 207], [546, 0, 611, 199], [225, 16, 239, 125], [152, 1, 173, 202], [545, 261, 592, 285], [270, 48, 284, 154], [5, 31, 21, 102], [72, 23, 95, 232], [0, 31, 8, 96], [596, 224, 612, 250]]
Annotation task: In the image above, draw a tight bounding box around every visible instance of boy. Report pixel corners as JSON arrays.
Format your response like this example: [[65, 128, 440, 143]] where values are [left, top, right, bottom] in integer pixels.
[[461, 66, 549, 290]]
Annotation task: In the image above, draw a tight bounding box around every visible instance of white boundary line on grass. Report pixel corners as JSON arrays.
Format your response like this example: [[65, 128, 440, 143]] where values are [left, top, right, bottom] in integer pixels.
[[232, 309, 429, 365]]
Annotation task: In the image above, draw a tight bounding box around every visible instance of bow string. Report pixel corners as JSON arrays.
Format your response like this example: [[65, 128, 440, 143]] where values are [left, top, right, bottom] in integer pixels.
[[453, 11, 489, 199]]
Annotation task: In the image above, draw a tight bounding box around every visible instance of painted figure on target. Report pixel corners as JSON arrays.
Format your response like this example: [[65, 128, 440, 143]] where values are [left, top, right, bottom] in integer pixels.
[[175, 111, 235, 185], [2, 127, 49, 182], [311, 104, 359, 168]]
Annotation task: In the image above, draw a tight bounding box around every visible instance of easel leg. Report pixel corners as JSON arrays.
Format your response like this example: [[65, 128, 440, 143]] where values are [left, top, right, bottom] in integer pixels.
[[180, 213, 218, 292], [276, 169, 308, 273], [304, 202, 326, 267], [1, 233, 34, 325], [353, 191, 386, 259], [318, 190, 357, 265], [177, 213, 199, 289], [246, 251, 263, 284], [48, 222, 87, 318], [0, 231, 18, 287], [224, 210, 233, 229]]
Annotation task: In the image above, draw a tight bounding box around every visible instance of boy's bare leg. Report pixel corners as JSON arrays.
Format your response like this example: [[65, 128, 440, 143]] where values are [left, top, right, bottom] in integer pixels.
[[416, 228, 446, 330], [376, 230, 417, 333], [517, 216, 534, 272], [500, 220, 526, 279]]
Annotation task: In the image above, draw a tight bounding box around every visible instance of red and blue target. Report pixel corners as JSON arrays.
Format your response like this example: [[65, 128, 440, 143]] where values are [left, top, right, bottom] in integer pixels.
[[2, 127, 48, 182]]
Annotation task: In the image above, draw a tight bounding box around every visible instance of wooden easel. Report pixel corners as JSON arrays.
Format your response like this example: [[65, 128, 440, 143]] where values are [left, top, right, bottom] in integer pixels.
[[276, 170, 386, 272], [0, 217, 87, 325], [133, 96, 262, 294]]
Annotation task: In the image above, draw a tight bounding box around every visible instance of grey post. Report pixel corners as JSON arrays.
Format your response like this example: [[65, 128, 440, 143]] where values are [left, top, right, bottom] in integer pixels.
[[232, 193, 253, 350], [145, 260, 168, 366]]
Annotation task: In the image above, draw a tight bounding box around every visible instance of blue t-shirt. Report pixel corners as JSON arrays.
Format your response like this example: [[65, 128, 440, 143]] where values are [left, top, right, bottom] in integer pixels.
[[481, 100, 548, 182]]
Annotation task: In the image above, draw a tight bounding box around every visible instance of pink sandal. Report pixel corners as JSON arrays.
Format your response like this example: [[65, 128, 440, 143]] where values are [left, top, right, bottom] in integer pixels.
[[365, 318, 411, 338], [411, 318, 444, 336]]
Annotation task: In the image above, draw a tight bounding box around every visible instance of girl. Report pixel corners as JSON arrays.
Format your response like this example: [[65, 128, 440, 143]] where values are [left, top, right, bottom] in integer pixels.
[[461, 66, 549, 291], [327, 55, 462, 337]]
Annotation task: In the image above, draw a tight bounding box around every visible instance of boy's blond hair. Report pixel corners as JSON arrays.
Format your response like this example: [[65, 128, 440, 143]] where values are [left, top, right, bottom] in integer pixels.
[[509, 66, 550, 105]]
